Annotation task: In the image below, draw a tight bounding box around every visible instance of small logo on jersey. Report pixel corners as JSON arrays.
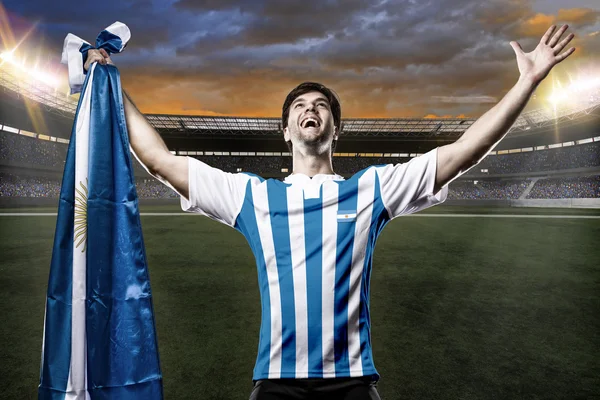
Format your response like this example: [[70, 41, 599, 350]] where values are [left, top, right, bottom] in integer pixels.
[[337, 209, 357, 223]]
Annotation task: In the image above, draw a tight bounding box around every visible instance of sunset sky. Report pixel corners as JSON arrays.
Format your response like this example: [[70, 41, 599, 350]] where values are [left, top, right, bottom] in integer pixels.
[[2, 0, 599, 119]]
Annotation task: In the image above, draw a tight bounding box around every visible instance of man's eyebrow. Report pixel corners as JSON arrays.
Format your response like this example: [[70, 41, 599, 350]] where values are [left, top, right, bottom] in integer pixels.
[[292, 96, 329, 105]]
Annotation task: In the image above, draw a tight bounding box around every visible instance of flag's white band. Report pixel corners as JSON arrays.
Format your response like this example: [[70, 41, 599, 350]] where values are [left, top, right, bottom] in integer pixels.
[[105, 21, 131, 49], [61, 34, 91, 95]]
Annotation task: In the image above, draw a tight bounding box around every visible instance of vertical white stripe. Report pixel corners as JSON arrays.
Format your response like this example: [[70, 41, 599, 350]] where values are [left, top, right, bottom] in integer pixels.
[[252, 183, 283, 379], [67, 63, 95, 400], [287, 185, 309, 377], [348, 169, 375, 376], [321, 181, 338, 377]]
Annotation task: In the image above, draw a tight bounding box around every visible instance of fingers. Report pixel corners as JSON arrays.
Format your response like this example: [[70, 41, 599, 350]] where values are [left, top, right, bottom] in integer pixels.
[[83, 49, 114, 71], [84, 51, 103, 71], [548, 24, 569, 47], [540, 25, 557, 45], [554, 32, 574, 55], [98, 48, 114, 65], [555, 47, 575, 64]]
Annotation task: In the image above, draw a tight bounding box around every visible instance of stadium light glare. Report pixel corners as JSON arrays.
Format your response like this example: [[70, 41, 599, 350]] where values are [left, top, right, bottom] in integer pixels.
[[547, 76, 600, 106], [0, 50, 60, 88], [0, 50, 15, 62], [548, 91, 568, 106]]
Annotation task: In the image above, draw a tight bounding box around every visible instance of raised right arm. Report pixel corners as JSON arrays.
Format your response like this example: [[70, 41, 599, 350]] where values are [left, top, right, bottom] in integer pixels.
[[121, 91, 189, 199], [85, 49, 189, 199]]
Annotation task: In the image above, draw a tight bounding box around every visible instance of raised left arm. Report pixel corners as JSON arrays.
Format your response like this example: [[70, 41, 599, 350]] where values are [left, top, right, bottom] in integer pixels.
[[434, 24, 576, 193]]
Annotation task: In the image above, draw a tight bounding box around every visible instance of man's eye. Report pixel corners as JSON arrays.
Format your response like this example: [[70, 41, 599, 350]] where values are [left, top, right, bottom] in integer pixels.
[[318, 103, 327, 107]]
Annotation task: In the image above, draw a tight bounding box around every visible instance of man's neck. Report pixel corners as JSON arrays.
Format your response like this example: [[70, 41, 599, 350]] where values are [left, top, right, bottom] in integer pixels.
[[291, 150, 335, 177]]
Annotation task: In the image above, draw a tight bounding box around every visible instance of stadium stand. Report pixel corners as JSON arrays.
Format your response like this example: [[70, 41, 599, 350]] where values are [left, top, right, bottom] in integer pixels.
[[1, 130, 599, 201], [1, 131, 67, 168], [447, 179, 530, 200], [527, 175, 600, 199], [0, 172, 61, 198], [136, 179, 179, 199], [465, 142, 600, 175]]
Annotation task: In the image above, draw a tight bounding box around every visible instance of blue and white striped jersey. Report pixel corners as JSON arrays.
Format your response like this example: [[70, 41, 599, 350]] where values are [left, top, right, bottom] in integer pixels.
[[181, 148, 448, 380]]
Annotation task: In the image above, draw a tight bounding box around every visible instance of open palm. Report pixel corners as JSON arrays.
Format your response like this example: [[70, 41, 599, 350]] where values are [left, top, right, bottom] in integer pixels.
[[510, 24, 575, 84]]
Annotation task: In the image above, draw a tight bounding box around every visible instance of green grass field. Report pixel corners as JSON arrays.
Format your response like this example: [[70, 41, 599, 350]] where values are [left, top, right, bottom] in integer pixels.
[[1, 205, 599, 399]]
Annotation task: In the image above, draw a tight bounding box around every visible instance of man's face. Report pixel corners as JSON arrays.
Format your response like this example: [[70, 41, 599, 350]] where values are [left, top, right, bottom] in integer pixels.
[[284, 91, 338, 154]]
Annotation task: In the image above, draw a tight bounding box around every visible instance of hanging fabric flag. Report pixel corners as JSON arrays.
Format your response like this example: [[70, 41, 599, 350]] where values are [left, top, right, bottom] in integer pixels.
[[39, 22, 163, 400]]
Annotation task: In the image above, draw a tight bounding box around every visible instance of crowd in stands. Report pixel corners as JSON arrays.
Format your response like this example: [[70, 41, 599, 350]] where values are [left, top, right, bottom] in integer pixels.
[[1, 132, 67, 168], [0, 173, 180, 199], [466, 142, 600, 175], [447, 180, 530, 200], [2, 131, 600, 200], [0, 173, 61, 197], [2, 173, 598, 200], [136, 179, 178, 198], [527, 176, 600, 199]]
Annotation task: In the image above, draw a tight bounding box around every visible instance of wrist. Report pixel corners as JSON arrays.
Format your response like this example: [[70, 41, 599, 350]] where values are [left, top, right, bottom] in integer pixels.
[[517, 74, 540, 91]]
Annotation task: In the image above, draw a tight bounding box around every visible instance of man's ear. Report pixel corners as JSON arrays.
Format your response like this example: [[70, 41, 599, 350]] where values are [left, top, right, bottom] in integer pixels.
[[333, 126, 339, 141], [284, 126, 290, 141]]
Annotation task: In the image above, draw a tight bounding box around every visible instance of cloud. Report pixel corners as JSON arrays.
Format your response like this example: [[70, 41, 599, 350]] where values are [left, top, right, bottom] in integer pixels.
[[174, 0, 370, 50], [512, 7, 600, 38], [4, 0, 598, 119], [516, 12, 556, 36], [5, 0, 176, 58], [556, 8, 600, 25]]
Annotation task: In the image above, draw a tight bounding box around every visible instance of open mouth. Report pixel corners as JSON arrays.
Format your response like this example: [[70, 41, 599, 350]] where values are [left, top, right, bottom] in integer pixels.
[[301, 117, 321, 129]]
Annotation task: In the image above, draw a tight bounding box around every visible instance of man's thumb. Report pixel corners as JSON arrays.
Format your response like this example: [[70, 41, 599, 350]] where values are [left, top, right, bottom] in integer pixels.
[[510, 41, 523, 55]]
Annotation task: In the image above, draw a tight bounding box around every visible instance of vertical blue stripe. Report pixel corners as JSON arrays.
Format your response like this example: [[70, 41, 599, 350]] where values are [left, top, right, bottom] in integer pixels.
[[84, 65, 162, 397], [234, 178, 271, 379], [359, 169, 388, 379], [267, 181, 296, 377], [333, 177, 359, 376], [303, 189, 324, 376]]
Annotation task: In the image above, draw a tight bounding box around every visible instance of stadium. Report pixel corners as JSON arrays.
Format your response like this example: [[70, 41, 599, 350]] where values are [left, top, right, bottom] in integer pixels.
[[1, 50, 599, 399]]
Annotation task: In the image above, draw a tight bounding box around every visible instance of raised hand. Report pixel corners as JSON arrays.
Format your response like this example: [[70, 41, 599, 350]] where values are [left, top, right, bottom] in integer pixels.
[[83, 48, 113, 72], [509, 24, 575, 84]]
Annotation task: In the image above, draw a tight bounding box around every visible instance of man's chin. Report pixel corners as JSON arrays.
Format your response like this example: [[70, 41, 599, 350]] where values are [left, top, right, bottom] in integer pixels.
[[300, 126, 322, 135]]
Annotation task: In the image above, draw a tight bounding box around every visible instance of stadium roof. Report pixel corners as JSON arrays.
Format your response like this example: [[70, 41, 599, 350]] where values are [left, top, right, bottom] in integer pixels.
[[2, 63, 600, 139], [145, 114, 473, 137]]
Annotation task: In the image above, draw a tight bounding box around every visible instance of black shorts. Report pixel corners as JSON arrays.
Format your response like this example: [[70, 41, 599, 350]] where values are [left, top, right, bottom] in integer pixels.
[[249, 377, 381, 400]]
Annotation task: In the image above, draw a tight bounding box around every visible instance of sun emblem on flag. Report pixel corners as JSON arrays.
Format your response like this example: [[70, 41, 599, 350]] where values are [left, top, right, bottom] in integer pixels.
[[74, 178, 88, 252]]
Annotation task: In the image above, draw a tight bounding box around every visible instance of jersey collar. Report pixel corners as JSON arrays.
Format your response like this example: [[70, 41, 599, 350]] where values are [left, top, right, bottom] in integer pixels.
[[284, 172, 345, 184]]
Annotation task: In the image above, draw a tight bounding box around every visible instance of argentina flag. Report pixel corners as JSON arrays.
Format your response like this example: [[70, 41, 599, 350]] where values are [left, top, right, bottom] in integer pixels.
[[38, 22, 163, 399]]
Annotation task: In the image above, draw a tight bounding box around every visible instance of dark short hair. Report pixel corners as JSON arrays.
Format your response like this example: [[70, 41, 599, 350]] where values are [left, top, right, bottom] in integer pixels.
[[282, 82, 341, 155]]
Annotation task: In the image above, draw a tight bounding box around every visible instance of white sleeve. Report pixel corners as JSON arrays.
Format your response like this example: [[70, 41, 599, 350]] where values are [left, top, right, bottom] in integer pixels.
[[181, 157, 251, 227], [374, 147, 448, 218]]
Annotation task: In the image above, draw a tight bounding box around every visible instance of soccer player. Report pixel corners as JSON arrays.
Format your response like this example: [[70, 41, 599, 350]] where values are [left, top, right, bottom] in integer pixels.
[[84, 24, 575, 399]]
